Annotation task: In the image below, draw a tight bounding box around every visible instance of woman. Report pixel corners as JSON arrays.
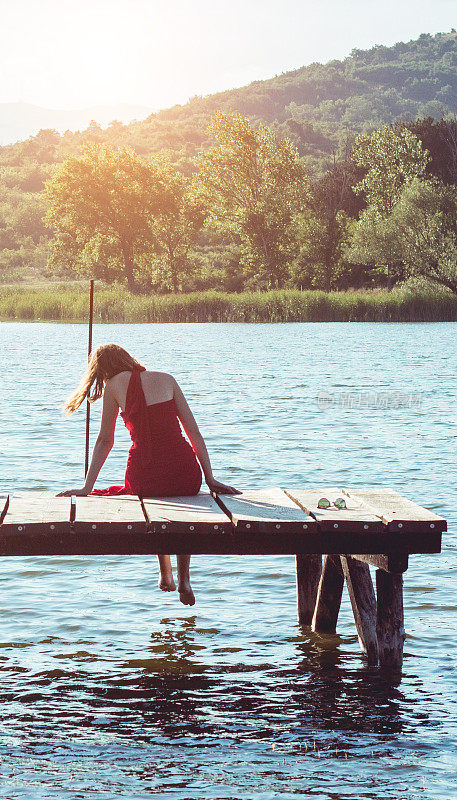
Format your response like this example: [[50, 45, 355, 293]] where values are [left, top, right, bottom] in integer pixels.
[[58, 343, 239, 606]]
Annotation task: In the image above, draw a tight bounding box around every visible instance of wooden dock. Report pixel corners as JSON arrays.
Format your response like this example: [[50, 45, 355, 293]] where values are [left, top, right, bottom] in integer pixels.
[[0, 486, 447, 671]]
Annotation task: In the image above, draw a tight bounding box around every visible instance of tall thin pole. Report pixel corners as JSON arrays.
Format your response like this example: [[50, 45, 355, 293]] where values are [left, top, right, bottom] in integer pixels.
[[84, 279, 95, 477]]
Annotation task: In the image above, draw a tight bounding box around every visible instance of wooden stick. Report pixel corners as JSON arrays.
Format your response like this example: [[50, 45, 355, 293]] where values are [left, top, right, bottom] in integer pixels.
[[341, 556, 378, 665], [84, 279, 94, 478], [296, 555, 322, 625], [312, 554, 344, 633]]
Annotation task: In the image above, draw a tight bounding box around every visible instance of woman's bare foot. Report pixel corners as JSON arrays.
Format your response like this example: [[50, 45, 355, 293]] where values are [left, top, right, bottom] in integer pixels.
[[158, 573, 176, 592], [178, 580, 195, 606]]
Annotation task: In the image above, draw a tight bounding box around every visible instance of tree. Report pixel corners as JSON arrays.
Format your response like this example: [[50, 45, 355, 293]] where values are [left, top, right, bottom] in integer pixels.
[[347, 178, 457, 294], [391, 178, 457, 293], [344, 207, 405, 286], [400, 116, 457, 185], [298, 157, 365, 290], [352, 124, 430, 217], [148, 158, 205, 292], [195, 111, 309, 289], [43, 143, 172, 291], [293, 209, 352, 290], [349, 125, 431, 287]]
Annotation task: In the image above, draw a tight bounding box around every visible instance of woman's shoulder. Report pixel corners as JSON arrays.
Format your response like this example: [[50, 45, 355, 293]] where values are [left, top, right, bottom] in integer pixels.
[[142, 370, 176, 390], [139, 369, 176, 380], [105, 370, 131, 389]]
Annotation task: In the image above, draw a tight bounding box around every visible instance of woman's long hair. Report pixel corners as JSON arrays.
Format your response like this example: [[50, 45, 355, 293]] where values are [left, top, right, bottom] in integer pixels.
[[64, 344, 144, 415]]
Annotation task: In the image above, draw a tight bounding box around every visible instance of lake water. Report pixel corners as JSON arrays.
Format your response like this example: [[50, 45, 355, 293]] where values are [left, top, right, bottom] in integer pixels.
[[0, 321, 455, 800]]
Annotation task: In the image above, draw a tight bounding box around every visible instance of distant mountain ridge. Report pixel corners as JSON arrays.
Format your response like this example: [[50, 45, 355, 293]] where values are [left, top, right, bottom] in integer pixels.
[[138, 29, 457, 176], [3, 30, 457, 171], [0, 101, 153, 145], [3, 29, 457, 284]]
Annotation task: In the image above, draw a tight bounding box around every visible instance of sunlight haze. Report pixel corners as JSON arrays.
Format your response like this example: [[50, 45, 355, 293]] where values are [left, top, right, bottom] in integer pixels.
[[1, 0, 456, 111]]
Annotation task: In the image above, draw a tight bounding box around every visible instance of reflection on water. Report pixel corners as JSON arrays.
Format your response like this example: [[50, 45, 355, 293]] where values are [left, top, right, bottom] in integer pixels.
[[0, 322, 455, 798]]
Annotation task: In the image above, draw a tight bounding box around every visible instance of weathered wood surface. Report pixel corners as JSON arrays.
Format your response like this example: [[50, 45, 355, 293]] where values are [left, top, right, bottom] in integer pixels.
[[286, 487, 384, 533], [312, 555, 344, 633], [286, 486, 442, 554], [296, 554, 322, 625], [142, 492, 231, 534], [0, 492, 72, 532], [0, 492, 73, 556], [73, 495, 146, 533], [376, 570, 405, 671], [341, 556, 378, 665], [0, 487, 445, 558], [342, 487, 446, 533], [215, 488, 316, 533]]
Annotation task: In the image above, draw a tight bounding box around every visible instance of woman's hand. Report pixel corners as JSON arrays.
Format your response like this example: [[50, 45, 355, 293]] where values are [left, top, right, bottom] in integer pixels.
[[206, 478, 241, 495], [56, 487, 91, 497]]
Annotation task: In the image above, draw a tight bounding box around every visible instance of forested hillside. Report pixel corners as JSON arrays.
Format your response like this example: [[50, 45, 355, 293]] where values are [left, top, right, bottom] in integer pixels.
[[2, 29, 457, 284]]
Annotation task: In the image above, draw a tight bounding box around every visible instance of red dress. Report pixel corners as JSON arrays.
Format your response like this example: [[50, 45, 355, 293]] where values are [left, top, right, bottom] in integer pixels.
[[92, 366, 202, 497]]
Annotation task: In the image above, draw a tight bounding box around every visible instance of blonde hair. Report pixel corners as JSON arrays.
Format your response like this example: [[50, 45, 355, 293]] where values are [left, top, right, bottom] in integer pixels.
[[64, 343, 144, 415]]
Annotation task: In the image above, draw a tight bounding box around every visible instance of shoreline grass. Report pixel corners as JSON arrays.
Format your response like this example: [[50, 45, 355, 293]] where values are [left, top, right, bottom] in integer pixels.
[[0, 284, 457, 323]]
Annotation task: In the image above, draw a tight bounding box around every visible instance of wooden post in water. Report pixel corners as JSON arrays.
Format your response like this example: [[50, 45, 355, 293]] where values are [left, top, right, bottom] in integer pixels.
[[312, 555, 344, 633], [84, 279, 94, 478], [340, 556, 378, 665], [376, 571, 405, 671], [296, 555, 322, 625]]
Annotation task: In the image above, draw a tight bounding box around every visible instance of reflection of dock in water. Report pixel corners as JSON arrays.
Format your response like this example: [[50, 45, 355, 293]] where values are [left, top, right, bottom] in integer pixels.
[[0, 486, 446, 673]]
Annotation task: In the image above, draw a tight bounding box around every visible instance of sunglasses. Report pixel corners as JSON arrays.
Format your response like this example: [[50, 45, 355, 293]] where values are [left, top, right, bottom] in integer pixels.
[[317, 497, 347, 510]]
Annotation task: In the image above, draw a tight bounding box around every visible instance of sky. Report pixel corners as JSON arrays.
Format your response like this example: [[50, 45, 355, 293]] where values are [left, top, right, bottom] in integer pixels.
[[0, 0, 456, 111]]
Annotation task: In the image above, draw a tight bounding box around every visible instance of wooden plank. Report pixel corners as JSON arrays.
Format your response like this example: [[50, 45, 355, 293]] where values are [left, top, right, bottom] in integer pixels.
[[296, 555, 322, 625], [0, 491, 72, 533], [350, 553, 409, 573], [142, 492, 232, 534], [73, 494, 147, 534], [342, 487, 446, 534], [215, 488, 316, 533], [376, 571, 405, 672], [312, 555, 344, 634], [341, 556, 378, 665], [285, 487, 384, 533], [0, 489, 445, 556]]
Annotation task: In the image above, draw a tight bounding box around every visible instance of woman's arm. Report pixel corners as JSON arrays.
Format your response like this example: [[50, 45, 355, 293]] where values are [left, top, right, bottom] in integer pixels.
[[171, 376, 240, 495], [57, 384, 119, 496]]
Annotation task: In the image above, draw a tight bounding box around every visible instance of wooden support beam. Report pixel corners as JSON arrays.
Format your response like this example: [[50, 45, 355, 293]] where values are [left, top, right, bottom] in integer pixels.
[[349, 553, 408, 574], [312, 555, 344, 633], [296, 554, 322, 626], [376, 570, 405, 672], [341, 556, 378, 665]]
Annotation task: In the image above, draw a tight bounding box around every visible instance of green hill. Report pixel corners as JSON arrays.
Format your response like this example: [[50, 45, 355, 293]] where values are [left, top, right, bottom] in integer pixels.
[[2, 28, 457, 283]]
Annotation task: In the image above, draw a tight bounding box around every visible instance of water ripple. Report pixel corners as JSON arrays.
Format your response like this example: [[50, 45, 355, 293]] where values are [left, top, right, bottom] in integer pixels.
[[0, 321, 455, 799]]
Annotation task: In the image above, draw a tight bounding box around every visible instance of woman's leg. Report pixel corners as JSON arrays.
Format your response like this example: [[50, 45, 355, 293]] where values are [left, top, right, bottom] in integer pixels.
[[157, 555, 176, 592], [177, 555, 195, 606]]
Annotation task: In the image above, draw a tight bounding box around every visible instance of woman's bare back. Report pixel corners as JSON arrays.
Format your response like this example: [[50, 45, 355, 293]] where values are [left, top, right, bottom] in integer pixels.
[[108, 370, 174, 413]]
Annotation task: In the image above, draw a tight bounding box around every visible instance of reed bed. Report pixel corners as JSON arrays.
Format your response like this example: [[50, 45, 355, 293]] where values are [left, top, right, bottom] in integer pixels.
[[0, 284, 456, 322]]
